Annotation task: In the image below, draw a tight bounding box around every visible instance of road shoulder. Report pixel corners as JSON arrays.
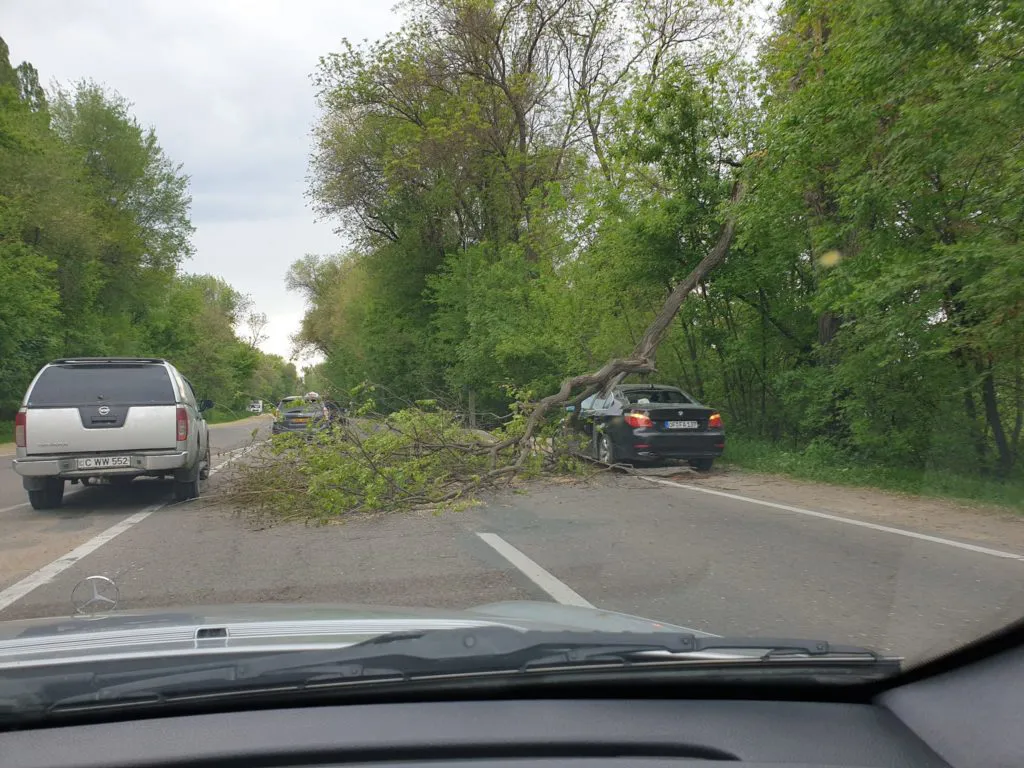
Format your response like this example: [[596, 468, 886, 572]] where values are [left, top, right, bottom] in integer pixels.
[[649, 466, 1024, 551]]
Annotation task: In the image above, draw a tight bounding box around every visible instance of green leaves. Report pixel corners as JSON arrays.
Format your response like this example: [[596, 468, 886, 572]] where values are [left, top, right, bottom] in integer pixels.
[[291, 0, 1023, 483], [0, 37, 293, 418]]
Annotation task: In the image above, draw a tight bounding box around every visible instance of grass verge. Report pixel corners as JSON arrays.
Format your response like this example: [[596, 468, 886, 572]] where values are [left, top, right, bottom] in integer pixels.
[[721, 434, 1024, 512], [206, 407, 261, 425], [0, 420, 12, 445]]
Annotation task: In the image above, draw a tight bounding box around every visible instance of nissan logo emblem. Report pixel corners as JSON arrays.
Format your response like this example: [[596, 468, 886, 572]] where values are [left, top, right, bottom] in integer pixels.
[[98, 405, 110, 416]]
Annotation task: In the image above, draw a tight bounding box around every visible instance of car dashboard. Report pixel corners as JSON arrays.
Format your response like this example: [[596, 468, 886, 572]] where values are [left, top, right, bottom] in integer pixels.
[[2, 636, 1021, 768], [0, 698, 946, 768]]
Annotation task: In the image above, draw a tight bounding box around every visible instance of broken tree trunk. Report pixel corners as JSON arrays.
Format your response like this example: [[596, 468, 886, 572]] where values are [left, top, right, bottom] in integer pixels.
[[503, 179, 745, 466]]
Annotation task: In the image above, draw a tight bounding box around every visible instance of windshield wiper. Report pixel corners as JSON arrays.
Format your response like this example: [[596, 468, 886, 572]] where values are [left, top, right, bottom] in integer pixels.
[[42, 627, 898, 715], [235, 627, 889, 674]]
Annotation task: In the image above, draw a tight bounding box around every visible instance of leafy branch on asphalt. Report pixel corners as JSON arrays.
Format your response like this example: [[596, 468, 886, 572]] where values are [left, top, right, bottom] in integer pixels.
[[220, 399, 594, 524], [221, 181, 742, 523]]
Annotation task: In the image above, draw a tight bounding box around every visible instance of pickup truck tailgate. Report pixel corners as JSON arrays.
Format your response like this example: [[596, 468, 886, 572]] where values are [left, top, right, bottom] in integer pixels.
[[24, 406, 178, 454], [22, 362, 180, 455]]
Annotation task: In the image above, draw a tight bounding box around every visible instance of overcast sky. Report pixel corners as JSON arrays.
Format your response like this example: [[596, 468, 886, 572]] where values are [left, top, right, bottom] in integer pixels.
[[3, 1, 404, 371]]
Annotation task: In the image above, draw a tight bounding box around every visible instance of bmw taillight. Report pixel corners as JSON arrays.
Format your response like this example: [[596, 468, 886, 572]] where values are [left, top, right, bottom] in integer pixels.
[[708, 412, 723, 429], [14, 410, 26, 448], [176, 406, 188, 441], [624, 412, 654, 428]]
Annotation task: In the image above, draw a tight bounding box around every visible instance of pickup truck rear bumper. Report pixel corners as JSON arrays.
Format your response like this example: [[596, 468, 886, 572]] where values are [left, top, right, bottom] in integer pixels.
[[13, 452, 190, 479]]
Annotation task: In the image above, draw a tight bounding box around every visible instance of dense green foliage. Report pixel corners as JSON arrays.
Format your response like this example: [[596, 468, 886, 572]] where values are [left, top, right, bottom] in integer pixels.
[[237, 409, 504, 522], [230, 394, 591, 521], [0, 37, 298, 418], [296, 0, 1024, 486]]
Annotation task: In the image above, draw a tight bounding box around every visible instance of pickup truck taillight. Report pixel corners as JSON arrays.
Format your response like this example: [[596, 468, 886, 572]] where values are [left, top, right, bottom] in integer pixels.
[[14, 411, 26, 448], [624, 412, 654, 428], [708, 412, 723, 429], [176, 407, 188, 441]]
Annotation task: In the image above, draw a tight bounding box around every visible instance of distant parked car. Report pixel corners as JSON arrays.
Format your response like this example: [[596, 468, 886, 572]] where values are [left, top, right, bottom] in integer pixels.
[[12, 357, 213, 508], [573, 384, 724, 470], [271, 396, 325, 435], [248, 400, 263, 414], [271, 395, 350, 436]]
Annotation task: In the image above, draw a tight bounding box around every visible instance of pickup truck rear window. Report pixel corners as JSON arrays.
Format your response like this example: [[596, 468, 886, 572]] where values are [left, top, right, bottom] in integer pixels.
[[27, 365, 176, 407]]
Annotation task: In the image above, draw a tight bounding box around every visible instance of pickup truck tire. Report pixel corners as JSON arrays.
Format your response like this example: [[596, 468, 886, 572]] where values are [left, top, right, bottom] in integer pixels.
[[28, 478, 65, 510], [199, 445, 211, 480], [173, 476, 200, 502], [173, 462, 201, 502]]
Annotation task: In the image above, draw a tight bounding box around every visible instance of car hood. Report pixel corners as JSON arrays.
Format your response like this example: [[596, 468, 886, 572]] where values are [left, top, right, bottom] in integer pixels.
[[0, 601, 717, 668]]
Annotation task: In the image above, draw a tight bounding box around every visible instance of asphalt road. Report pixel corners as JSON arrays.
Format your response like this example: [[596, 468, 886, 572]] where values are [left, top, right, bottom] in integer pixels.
[[0, 416, 267, 608], [2, 423, 1023, 662]]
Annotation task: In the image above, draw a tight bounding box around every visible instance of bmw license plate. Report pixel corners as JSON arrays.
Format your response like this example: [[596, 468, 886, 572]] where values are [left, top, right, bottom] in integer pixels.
[[78, 456, 132, 469], [665, 420, 698, 429]]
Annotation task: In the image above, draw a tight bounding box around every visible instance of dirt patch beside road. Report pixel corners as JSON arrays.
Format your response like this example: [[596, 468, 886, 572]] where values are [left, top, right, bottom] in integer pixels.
[[641, 465, 1024, 552]]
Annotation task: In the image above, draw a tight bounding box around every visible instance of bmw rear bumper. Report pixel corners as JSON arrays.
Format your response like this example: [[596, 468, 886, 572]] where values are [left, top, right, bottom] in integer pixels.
[[617, 431, 725, 461]]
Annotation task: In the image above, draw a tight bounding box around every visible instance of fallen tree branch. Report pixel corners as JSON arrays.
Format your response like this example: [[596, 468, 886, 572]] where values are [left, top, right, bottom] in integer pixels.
[[222, 179, 743, 522], [507, 179, 744, 466]]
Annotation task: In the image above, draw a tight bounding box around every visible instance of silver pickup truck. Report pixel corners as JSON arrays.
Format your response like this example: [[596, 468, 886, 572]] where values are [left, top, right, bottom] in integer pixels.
[[12, 358, 212, 510]]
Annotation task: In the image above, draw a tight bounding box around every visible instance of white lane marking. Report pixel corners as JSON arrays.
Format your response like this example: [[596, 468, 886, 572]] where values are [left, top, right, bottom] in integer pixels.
[[209, 441, 264, 476], [641, 477, 1024, 562], [0, 503, 162, 612], [477, 532, 595, 607], [0, 443, 264, 611]]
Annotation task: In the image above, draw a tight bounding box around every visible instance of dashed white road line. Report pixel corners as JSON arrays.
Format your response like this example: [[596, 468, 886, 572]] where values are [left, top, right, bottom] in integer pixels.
[[209, 442, 263, 475], [477, 532, 595, 608], [641, 476, 1024, 562], [0, 504, 162, 612], [0, 441, 266, 612]]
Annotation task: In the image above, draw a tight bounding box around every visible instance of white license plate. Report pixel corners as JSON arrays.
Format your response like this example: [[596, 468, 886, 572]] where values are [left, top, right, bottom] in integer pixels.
[[77, 456, 132, 469], [665, 420, 699, 429]]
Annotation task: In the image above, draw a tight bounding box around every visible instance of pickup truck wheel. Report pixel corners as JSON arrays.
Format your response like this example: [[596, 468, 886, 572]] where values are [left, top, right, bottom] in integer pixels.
[[173, 474, 200, 502], [199, 445, 211, 480], [28, 478, 65, 510]]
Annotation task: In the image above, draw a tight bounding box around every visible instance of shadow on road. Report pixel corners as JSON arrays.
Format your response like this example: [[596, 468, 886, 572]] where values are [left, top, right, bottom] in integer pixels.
[[54, 478, 173, 518]]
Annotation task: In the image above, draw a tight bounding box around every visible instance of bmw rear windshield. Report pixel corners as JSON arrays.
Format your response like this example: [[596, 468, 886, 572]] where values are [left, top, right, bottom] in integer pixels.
[[622, 388, 693, 404], [27, 364, 176, 407]]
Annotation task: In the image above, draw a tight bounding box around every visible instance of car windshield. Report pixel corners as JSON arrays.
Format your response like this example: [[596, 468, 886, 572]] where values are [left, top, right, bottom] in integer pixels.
[[1, 0, 1021, 719]]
